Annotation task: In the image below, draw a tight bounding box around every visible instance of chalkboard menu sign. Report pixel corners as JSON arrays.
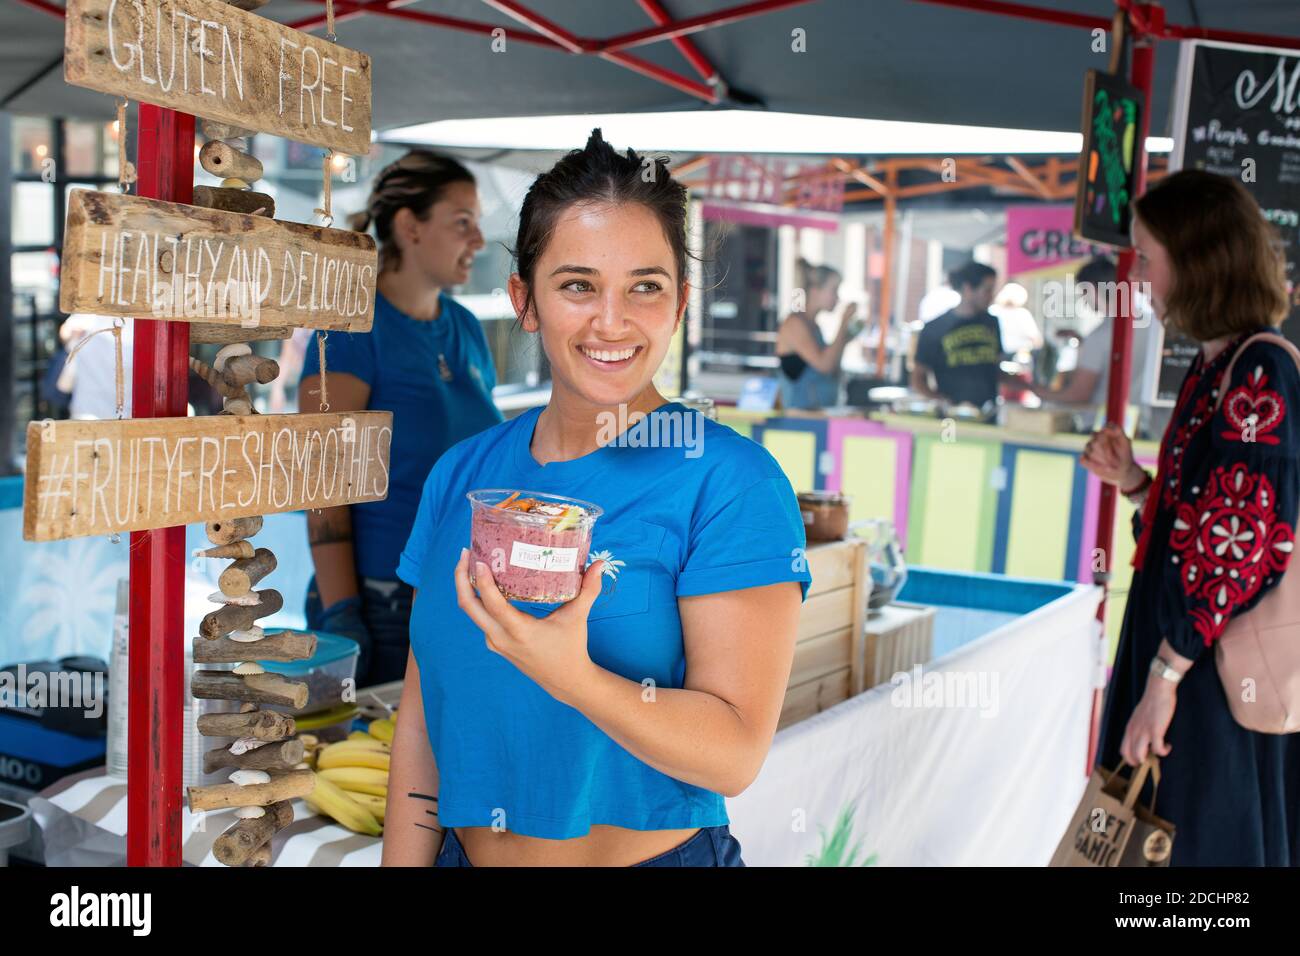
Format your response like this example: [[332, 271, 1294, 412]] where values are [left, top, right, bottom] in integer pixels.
[[1171, 40, 1300, 346], [1074, 70, 1144, 248], [1152, 328, 1201, 406]]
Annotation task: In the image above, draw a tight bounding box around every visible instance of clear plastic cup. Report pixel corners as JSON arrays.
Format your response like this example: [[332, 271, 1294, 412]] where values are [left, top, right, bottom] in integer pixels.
[[467, 489, 603, 603]]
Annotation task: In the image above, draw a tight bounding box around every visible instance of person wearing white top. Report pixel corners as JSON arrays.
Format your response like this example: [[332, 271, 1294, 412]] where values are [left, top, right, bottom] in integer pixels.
[[59, 314, 133, 419]]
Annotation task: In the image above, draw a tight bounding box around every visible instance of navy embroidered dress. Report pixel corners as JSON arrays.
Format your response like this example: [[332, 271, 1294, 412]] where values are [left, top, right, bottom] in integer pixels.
[[1097, 328, 1300, 866]]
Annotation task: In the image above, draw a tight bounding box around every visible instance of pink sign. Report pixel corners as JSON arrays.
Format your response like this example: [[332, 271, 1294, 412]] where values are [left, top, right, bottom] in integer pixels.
[[1005, 204, 1109, 277]]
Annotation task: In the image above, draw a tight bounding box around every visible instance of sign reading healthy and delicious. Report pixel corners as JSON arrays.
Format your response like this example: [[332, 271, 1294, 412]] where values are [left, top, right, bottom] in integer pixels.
[[64, 0, 372, 154], [60, 189, 376, 330], [24, 412, 392, 542], [1171, 39, 1300, 341], [1074, 69, 1144, 248]]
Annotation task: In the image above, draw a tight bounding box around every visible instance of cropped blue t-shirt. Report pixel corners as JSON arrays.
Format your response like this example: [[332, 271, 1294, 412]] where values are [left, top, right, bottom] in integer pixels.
[[300, 290, 502, 580], [395, 403, 812, 839]]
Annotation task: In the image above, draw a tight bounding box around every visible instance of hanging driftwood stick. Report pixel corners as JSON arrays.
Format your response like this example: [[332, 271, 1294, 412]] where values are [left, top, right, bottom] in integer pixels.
[[197, 708, 296, 739], [199, 141, 264, 182], [193, 630, 316, 664], [191, 185, 275, 217], [242, 843, 273, 867], [219, 548, 278, 596], [191, 669, 308, 709], [213, 800, 293, 867], [191, 324, 292, 345], [199, 588, 283, 639], [222, 354, 280, 388], [188, 769, 315, 812], [194, 541, 256, 560], [204, 738, 305, 774], [206, 516, 264, 545], [201, 119, 256, 140], [189, 355, 248, 401]]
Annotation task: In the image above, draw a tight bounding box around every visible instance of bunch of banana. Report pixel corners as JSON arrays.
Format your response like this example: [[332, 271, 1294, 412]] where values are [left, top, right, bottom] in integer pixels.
[[304, 774, 383, 836], [301, 732, 392, 834], [368, 716, 396, 743]]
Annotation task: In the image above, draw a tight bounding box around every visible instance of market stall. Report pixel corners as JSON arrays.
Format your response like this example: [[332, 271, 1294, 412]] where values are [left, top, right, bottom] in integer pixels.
[[4, 0, 1299, 872]]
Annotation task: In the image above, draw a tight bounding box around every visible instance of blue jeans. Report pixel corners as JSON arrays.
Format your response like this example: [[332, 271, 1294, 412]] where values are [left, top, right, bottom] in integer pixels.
[[304, 575, 413, 687], [435, 826, 746, 867]]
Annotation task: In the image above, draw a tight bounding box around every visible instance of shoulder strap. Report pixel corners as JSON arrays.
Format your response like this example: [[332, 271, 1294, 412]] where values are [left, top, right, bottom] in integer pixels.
[[1213, 332, 1300, 413]]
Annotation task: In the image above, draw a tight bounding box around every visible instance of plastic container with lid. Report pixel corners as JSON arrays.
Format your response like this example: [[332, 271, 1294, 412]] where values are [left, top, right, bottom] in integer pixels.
[[467, 489, 603, 603], [260, 630, 360, 718]]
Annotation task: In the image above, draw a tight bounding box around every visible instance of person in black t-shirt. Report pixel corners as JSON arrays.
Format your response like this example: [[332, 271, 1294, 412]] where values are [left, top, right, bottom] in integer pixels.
[[912, 261, 1004, 409]]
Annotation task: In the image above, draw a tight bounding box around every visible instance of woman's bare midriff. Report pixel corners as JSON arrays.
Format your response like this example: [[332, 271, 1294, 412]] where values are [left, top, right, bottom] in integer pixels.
[[454, 824, 702, 867]]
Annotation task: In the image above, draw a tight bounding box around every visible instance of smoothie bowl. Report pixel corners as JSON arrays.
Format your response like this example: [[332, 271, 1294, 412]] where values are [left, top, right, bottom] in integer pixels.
[[467, 489, 603, 603]]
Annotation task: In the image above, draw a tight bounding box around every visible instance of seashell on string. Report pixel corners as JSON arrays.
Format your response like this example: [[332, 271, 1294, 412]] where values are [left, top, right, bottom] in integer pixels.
[[233, 662, 266, 676], [229, 737, 271, 756], [235, 806, 267, 820], [214, 343, 252, 372], [229, 769, 271, 786], [208, 590, 261, 607], [227, 627, 266, 644]]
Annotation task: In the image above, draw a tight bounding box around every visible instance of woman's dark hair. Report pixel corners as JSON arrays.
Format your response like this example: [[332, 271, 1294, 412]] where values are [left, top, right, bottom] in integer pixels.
[[511, 129, 689, 322], [796, 258, 840, 298], [1134, 169, 1288, 340], [949, 261, 996, 292], [348, 149, 476, 272]]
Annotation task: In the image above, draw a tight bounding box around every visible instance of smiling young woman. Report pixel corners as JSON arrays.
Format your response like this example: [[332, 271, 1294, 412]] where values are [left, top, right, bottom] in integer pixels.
[[381, 130, 811, 868]]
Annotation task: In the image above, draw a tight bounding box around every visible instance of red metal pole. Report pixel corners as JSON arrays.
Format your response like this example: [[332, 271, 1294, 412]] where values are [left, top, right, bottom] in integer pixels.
[[14, 0, 66, 19], [127, 104, 194, 867], [1084, 6, 1158, 776], [636, 0, 719, 83], [597, 0, 815, 52]]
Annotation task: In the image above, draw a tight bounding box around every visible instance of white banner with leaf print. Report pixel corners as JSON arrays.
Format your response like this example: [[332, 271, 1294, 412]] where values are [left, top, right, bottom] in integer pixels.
[[726, 585, 1102, 866]]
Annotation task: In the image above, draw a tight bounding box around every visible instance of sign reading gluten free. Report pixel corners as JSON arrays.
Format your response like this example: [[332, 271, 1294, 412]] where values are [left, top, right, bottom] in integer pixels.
[[61, 189, 375, 330], [64, 0, 371, 154], [24, 412, 392, 542]]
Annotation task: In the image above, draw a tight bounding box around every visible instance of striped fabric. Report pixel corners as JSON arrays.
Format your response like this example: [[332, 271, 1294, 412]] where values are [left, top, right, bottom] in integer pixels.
[[34, 768, 381, 866]]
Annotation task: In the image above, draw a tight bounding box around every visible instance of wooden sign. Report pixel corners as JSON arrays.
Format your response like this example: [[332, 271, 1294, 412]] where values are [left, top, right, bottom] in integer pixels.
[[64, 0, 371, 154], [1074, 69, 1144, 248], [60, 189, 376, 331], [23, 412, 392, 542]]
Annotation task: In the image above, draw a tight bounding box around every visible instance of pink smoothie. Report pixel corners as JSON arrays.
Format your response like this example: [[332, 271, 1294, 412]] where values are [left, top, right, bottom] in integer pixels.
[[467, 491, 601, 603]]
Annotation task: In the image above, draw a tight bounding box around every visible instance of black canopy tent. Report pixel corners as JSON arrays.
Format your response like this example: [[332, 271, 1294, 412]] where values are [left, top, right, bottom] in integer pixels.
[[5, 0, 1299, 132]]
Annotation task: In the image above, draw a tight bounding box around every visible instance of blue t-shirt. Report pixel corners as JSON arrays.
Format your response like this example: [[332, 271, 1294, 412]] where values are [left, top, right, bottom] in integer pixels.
[[395, 403, 812, 839], [301, 290, 503, 580]]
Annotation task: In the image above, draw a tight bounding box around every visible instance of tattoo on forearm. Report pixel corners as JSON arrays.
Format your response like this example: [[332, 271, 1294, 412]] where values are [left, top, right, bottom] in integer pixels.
[[408, 791, 438, 805]]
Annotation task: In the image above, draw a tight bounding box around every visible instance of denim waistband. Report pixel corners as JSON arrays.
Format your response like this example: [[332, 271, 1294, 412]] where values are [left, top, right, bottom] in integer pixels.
[[436, 825, 744, 867]]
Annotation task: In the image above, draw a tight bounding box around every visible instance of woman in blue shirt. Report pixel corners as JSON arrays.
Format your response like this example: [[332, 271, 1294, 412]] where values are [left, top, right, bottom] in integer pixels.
[[383, 131, 811, 867], [300, 151, 503, 687]]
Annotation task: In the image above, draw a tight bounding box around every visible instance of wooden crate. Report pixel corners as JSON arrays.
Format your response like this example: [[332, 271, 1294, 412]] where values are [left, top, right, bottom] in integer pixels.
[[778, 539, 868, 730], [861, 601, 935, 689]]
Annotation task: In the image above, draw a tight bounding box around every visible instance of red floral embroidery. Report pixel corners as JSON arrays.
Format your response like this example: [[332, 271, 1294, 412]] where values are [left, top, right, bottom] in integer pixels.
[[1169, 463, 1296, 643], [1221, 365, 1286, 445], [1161, 391, 1213, 508]]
